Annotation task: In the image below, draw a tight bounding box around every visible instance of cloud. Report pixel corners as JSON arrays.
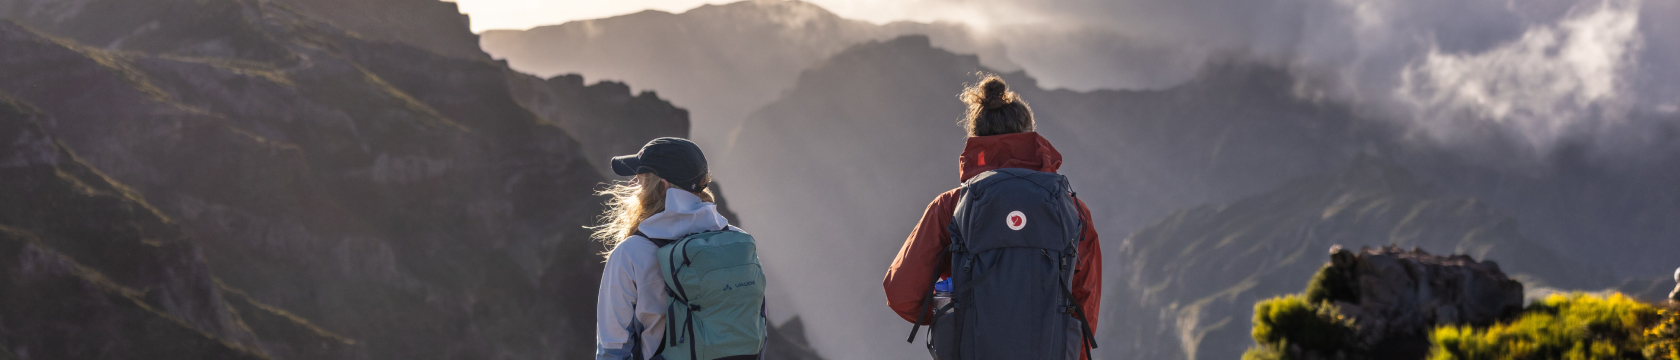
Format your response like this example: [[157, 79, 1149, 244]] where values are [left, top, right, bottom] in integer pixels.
[[907, 0, 1675, 157], [1396, 0, 1644, 152]]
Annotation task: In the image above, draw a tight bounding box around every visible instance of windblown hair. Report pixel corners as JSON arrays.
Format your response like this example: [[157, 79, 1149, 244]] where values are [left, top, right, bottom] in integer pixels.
[[959, 74, 1034, 136], [590, 172, 715, 259]]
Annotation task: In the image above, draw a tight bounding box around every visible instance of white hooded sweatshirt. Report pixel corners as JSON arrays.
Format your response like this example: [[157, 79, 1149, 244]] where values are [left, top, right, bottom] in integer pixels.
[[596, 188, 732, 360]]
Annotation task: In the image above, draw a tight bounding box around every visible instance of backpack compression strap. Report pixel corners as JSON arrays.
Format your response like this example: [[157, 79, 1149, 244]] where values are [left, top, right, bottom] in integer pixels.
[[907, 187, 968, 343], [904, 249, 950, 343], [626, 231, 672, 359], [1057, 226, 1098, 360]]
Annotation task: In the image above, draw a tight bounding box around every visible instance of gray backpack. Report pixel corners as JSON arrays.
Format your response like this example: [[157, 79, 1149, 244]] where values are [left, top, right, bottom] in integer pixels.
[[906, 168, 1097, 359]]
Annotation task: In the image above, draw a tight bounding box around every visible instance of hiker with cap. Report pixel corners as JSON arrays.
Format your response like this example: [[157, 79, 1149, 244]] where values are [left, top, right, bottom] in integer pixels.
[[885, 74, 1103, 360], [594, 137, 768, 360]]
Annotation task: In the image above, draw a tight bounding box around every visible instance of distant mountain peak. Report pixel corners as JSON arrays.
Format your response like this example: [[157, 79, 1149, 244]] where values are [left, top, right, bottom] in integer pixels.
[[687, 0, 853, 29]]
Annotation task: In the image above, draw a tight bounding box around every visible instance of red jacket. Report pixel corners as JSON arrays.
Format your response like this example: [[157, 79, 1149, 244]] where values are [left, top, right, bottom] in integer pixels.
[[882, 132, 1102, 357]]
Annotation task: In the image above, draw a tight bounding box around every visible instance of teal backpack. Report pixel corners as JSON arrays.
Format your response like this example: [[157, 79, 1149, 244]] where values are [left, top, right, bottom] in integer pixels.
[[644, 229, 767, 360]]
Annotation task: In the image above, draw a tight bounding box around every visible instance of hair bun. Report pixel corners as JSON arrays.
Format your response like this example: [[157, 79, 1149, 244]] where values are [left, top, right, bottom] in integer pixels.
[[981, 77, 1011, 109], [961, 75, 1015, 110], [958, 73, 1034, 136]]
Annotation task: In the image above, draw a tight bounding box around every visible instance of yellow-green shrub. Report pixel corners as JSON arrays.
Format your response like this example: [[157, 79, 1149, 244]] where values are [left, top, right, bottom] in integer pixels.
[[1241, 344, 1287, 360], [1248, 295, 1357, 359], [1645, 307, 1680, 360], [1429, 293, 1663, 360], [1304, 264, 1358, 304]]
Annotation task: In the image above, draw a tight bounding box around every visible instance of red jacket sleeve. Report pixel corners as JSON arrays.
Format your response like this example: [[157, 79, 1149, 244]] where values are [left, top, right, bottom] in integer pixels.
[[883, 189, 960, 324], [1072, 197, 1102, 345], [885, 190, 1102, 360]]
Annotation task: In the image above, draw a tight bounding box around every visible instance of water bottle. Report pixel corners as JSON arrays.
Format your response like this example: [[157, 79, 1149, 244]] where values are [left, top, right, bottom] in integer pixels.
[[932, 277, 953, 310], [928, 277, 957, 359]]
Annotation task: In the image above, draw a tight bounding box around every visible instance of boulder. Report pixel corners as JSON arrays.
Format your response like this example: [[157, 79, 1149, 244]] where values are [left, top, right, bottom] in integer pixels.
[[1320, 245, 1524, 353]]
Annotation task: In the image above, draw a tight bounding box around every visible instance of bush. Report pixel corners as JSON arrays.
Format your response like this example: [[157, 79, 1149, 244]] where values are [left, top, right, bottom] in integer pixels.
[[1249, 295, 1358, 359], [1429, 293, 1666, 360], [1241, 344, 1287, 360], [1646, 306, 1680, 360], [1304, 264, 1359, 304]]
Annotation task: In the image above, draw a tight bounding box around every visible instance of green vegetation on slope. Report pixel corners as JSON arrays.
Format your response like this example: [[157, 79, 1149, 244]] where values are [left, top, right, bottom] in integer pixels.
[[1247, 279, 1680, 360], [1430, 293, 1679, 360], [1245, 295, 1357, 360]]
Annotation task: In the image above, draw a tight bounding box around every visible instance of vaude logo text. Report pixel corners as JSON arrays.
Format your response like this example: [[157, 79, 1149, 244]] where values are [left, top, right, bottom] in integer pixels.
[[723, 280, 756, 291]]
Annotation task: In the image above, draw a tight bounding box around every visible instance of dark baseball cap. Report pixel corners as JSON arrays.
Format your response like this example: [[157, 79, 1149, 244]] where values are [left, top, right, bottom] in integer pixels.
[[610, 137, 709, 191]]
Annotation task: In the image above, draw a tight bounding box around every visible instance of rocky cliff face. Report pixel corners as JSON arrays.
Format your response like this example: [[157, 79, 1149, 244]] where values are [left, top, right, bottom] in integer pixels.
[[266, 0, 486, 60], [504, 72, 689, 177], [0, 91, 355, 359], [0, 0, 819, 358]]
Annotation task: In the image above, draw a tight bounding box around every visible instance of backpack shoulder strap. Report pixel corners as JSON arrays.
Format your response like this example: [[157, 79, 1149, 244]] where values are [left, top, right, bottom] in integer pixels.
[[633, 231, 675, 248]]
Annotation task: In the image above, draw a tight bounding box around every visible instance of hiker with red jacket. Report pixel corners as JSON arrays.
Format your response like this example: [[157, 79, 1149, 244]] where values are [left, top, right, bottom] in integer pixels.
[[885, 75, 1102, 360]]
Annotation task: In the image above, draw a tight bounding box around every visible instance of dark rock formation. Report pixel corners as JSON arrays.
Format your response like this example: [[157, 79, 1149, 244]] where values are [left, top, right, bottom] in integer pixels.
[[1320, 246, 1524, 355], [504, 71, 688, 177], [0, 91, 355, 359], [765, 317, 824, 360], [266, 0, 486, 60]]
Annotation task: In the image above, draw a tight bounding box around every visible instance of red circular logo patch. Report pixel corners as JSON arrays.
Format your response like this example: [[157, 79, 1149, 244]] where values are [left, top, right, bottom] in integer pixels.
[[1006, 211, 1026, 230]]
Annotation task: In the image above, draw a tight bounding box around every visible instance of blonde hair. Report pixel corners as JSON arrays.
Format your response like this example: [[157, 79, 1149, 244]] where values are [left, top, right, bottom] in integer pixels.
[[959, 73, 1034, 136], [590, 172, 715, 258]]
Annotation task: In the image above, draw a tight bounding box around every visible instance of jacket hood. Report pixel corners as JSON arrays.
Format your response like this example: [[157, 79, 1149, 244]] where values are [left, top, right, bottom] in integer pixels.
[[958, 132, 1063, 181], [637, 188, 730, 239]]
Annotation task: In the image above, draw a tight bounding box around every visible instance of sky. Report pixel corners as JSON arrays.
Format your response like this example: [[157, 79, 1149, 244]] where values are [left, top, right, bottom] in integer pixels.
[[447, 0, 984, 33]]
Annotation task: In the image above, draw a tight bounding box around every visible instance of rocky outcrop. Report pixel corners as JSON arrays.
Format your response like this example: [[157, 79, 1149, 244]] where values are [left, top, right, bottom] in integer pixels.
[[1251, 246, 1528, 360], [764, 316, 824, 360], [1318, 246, 1524, 355], [504, 71, 688, 177], [266, 0, 486, 60], [0, 91, 355, 359]]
